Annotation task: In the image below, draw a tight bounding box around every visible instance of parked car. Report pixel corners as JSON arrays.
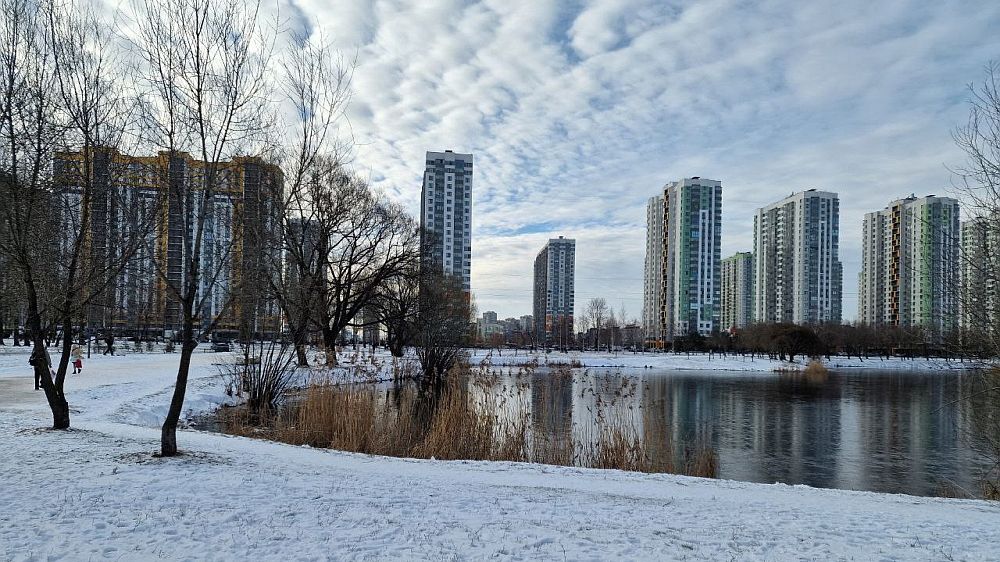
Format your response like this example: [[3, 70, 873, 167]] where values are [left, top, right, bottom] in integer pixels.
[[210, 341, 232, 353]]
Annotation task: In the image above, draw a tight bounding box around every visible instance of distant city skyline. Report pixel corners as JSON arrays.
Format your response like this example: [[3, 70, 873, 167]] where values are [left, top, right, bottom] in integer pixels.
[[292, 1, 1000, 319]]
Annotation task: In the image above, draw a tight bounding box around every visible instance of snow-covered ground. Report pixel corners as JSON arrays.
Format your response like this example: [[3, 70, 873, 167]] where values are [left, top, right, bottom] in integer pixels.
[[2, 345, 999, 561], [467, 348, 977, 372]]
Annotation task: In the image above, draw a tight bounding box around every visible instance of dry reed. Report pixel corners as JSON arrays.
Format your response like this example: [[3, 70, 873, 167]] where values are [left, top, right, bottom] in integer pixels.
[[219, 364, 718, 478], [803, 360, 829, 383]]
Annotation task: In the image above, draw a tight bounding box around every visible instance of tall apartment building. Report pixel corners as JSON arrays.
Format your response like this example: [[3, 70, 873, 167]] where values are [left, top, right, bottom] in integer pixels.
[[721, 252, 753, 330], [960, 216, 999, 330], [533, 237, 576, 347], [53, 149, 282, 336], [858, 195, 960, 337], [656, 177, 722, 340], [420, 150, 473, 292], [752, 190, 842, 325], [643, 195, 664, 346]]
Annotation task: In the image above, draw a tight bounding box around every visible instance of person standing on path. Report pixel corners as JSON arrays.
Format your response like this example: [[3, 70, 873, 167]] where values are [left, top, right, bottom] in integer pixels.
[[71, 344, 83, 374]]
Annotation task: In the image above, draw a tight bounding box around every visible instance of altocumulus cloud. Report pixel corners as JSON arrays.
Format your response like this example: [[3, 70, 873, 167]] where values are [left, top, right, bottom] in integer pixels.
[[291, 0, 1000, 321]]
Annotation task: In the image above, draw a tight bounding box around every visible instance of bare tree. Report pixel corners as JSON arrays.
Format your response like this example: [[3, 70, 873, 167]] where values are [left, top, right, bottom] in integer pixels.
[[265, 30, 353, 366], [954, 61, 1000, 355], [953, 60, 1000, 497], [131, 0, 275, 456], [586, 297, 608, 351], [307, 165, 420, 364], [415, 272, 472, 387], [375, 263, 421, 358], [0, 0, 72, 426], [38, 0, 153, 428], [607, 307, 619, 353], [576, 315, 591, 351], [618, 303, 628, 349]]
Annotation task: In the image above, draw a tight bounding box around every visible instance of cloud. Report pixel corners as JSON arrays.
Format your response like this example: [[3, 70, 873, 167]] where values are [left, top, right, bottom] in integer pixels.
[[280, 0, 314, 45], [300, 0, 1000, 321]]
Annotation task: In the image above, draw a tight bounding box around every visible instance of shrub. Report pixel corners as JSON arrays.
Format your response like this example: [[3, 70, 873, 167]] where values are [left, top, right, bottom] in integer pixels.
[[803, 360, 829, 383], [221, 340, 297, 415]]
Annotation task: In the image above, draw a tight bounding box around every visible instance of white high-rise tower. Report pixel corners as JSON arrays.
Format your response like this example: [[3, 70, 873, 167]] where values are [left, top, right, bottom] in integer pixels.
[[643, 195, 664, 346], [420, 150, 473, 291], [655, 177, 723, 341], [753, 189, 842, 325]]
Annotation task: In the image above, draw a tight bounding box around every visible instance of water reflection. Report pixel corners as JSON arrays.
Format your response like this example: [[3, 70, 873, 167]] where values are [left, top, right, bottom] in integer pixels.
[[469, 369, 995, 497]]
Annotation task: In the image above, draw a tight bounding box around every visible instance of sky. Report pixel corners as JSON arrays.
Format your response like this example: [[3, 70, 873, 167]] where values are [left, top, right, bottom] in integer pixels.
[[288, 0, 1000, 322]]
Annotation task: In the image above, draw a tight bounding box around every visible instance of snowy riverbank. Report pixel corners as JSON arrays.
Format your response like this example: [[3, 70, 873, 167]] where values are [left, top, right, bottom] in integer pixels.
[[2, 347, 998, 560], [467, 348, 976, 372]]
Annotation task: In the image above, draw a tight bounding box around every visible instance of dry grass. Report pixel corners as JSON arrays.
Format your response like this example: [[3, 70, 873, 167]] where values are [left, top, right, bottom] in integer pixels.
[[545, 358, 584, 368], [219, 364, 718, 478], [984, 480, 1000, 501], [685, 447, 719, 478], [776, 359, 830, 383], [803, 360, 830, 383], [966, 368, 1000, 500]]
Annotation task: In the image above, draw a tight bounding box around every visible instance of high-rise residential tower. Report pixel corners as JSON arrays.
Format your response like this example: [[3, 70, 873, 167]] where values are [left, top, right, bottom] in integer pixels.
[[533, 236, 576, 347], [858, 194, 960, 337], [656, 177, 722, 340], [420, 150, 473, 291], [753, 189, 842, 325], [721, 252, 754, 330], [643, 195, 664, 346], [53, 148, 282, 335], [961, 216, 1000, 330]]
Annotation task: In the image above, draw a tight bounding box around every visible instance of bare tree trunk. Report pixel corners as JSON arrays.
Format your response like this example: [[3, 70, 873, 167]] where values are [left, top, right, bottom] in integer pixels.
[[322, 326, 338, 365], [24, 274, 69, 428], [292, 323, 309, 366], [160, 321, 195, 456]]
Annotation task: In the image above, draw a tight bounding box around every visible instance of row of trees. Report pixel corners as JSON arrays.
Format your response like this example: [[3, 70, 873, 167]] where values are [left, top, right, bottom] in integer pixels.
[[667, 322, 1000, 363], [0, 0, 472, 456], [580, 297, 636, 351]]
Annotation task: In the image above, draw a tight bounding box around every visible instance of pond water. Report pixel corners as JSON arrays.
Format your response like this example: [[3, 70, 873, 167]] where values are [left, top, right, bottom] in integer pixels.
[[467, 368, 997, 498]]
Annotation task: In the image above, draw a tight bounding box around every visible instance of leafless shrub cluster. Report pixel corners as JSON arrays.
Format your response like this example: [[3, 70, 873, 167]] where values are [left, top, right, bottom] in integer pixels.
[[221, 341, 297, 416]]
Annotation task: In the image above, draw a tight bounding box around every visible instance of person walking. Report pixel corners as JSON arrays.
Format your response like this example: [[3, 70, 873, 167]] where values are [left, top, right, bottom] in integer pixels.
[[103, 333, 115, 356], [71, 344, 83, 374], [29, 346, 53, 390]]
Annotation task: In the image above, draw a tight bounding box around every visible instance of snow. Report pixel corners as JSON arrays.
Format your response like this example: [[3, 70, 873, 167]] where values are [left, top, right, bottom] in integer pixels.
[[2, 345, 998, 560], [467, 348, 974, 372]]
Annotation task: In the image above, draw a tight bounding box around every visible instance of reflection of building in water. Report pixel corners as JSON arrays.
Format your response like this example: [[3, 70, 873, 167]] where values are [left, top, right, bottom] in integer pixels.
[[641, 376, 716, 469], [466, 373, 533, 447], [462, 369, 992, 496], [570, 372, 644, 463], [851, 374, 976, 496], [710, 380, 770, 483], [690, 377, 843, 489], [530, 373, 574, 455]]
